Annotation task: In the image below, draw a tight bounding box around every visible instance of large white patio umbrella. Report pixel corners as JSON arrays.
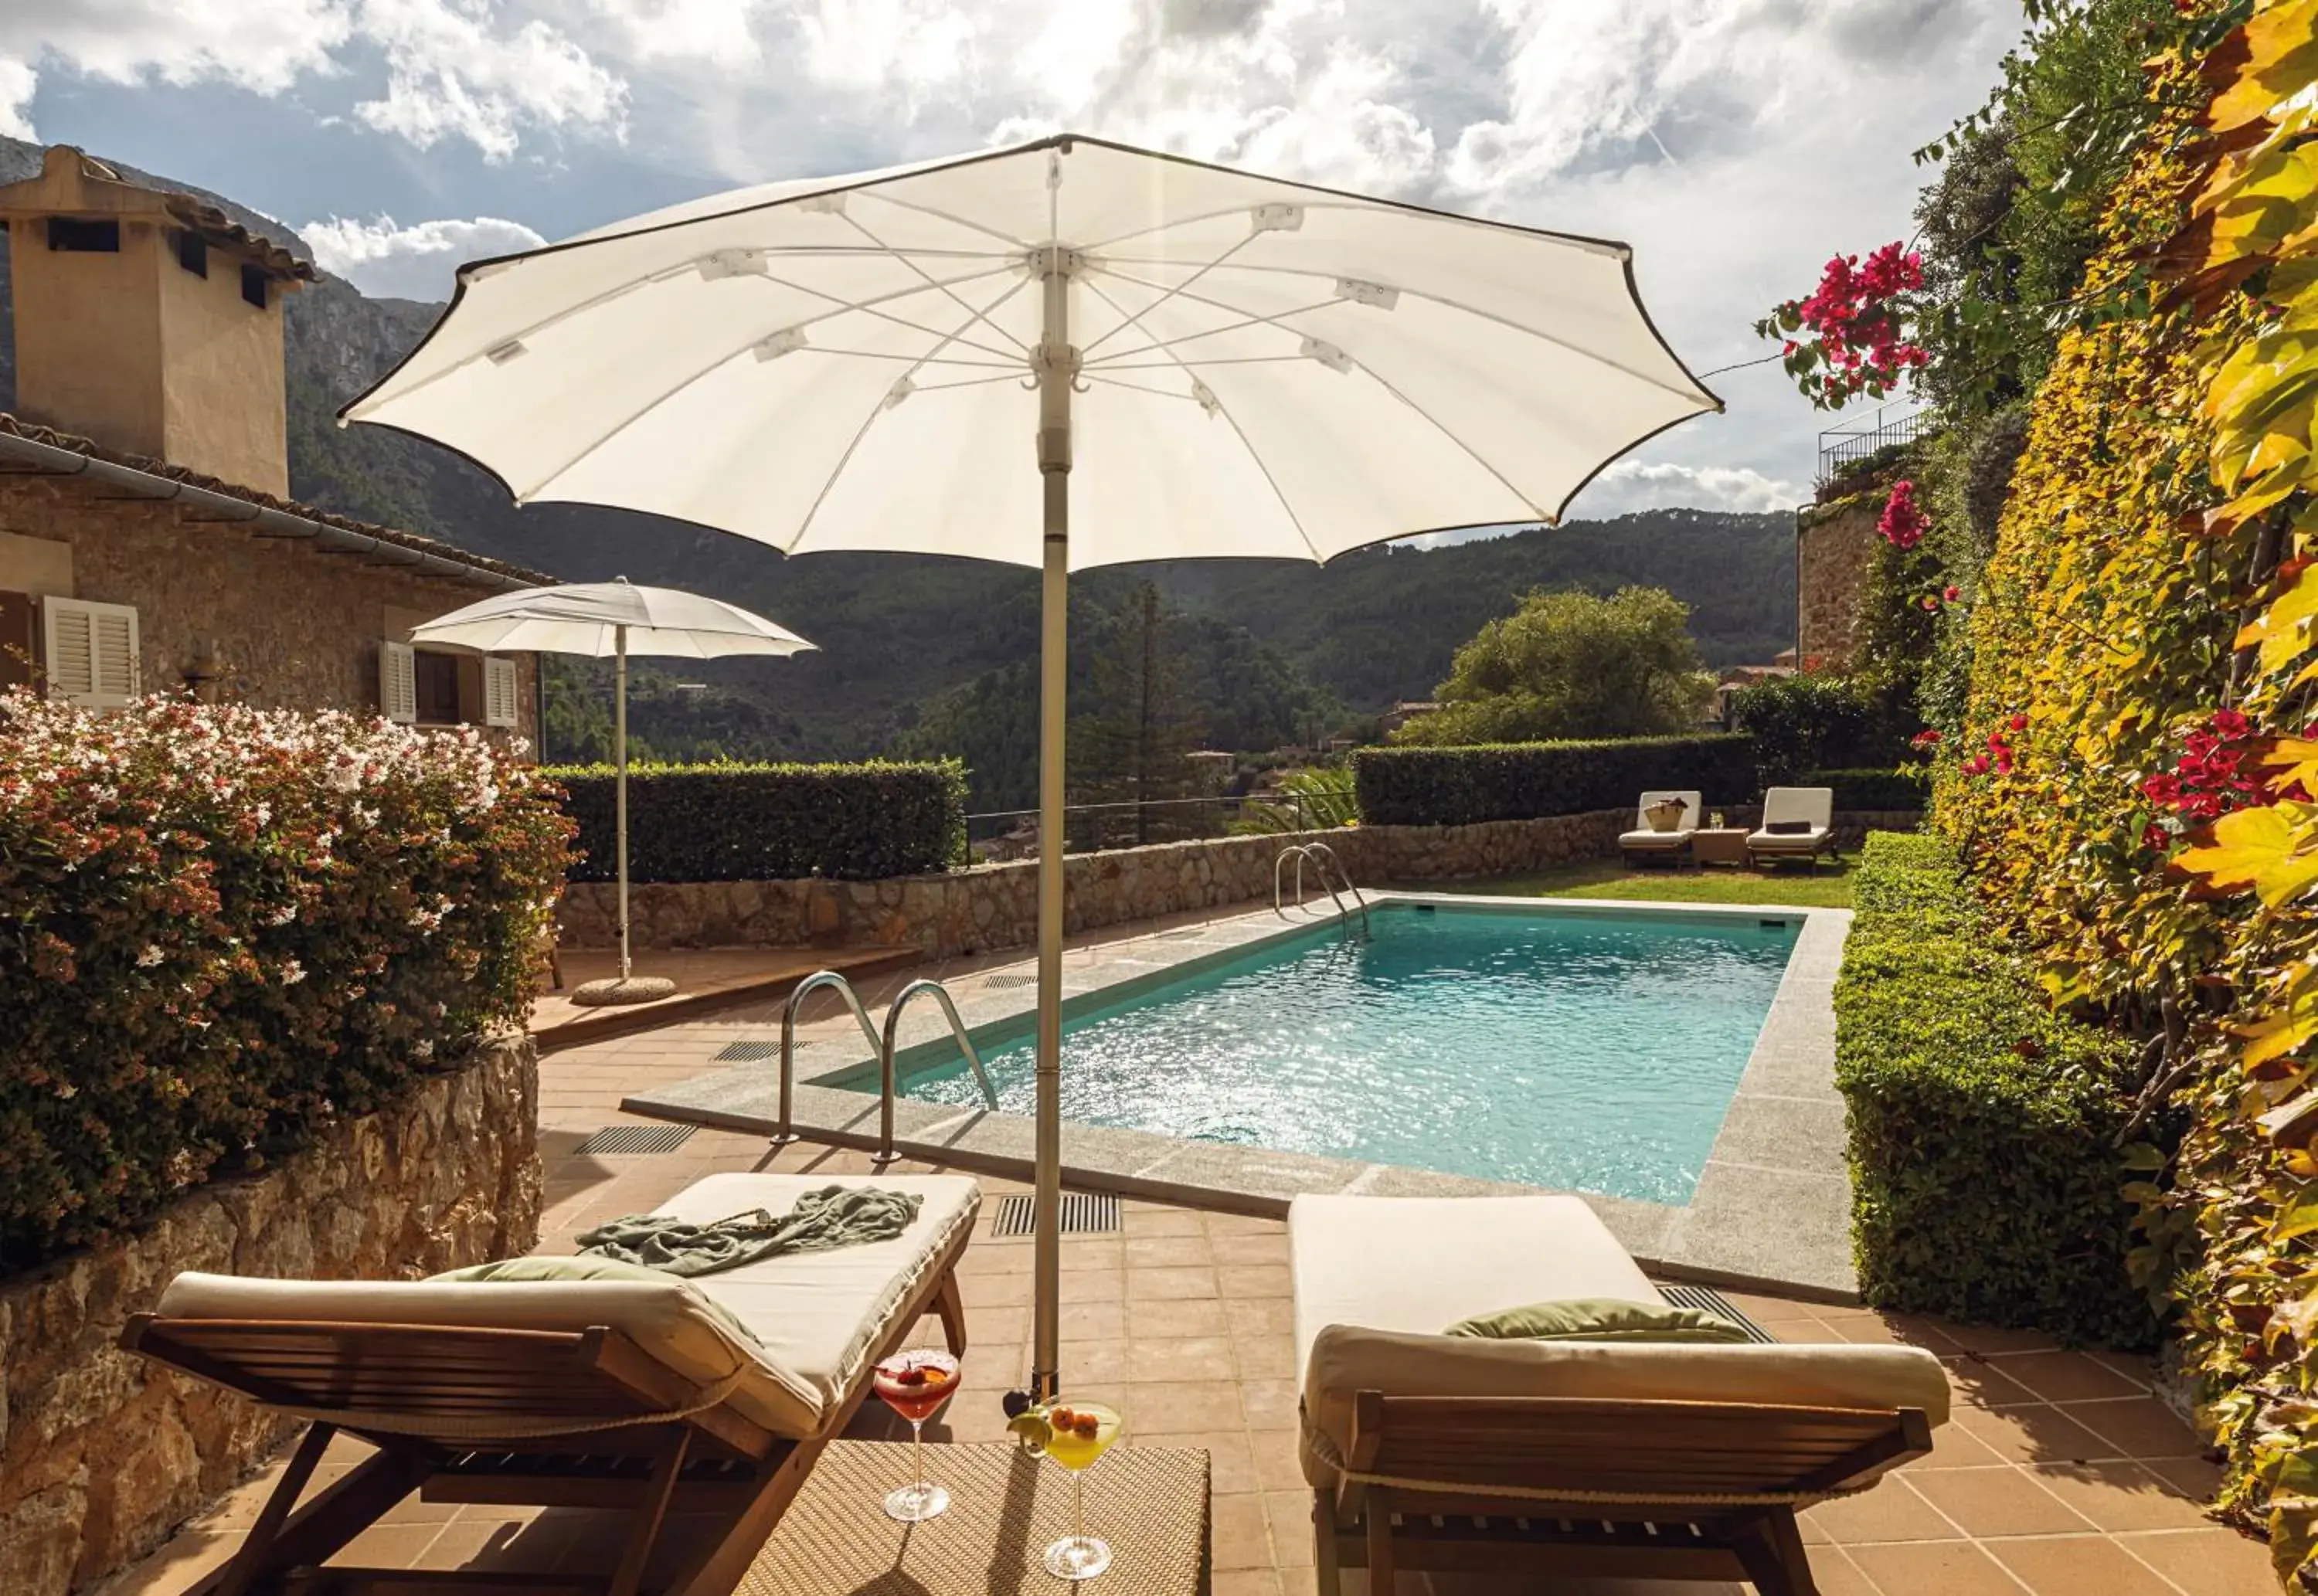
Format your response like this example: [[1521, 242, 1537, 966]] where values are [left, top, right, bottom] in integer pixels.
[[344, 133, 1719, 1397], [412, 578, 814, 1003]]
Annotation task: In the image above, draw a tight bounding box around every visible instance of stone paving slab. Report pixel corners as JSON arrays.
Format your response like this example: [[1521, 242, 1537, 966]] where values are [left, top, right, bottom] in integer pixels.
[[624, 894, 1859, 1300]]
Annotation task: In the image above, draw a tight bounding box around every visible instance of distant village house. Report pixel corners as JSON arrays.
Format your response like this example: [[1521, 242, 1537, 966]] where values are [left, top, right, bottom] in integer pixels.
[[0, 145, 545, 740]]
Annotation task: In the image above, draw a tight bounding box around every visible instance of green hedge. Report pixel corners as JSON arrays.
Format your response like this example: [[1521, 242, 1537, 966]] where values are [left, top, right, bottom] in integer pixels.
[[2, 698, 572, 1271], [548, 759, 967, 882], [1800, 766, 1931, 812], [1351, 735, 1755, 827], [1835, 832, 2153, 1346]]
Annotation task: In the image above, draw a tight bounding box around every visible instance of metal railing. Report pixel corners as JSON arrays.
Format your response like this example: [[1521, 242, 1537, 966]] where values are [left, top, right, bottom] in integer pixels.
[[773, 969, 1000, 1164], [965, 793, 1328, 859], [876, 980, 1001, 1167], [774, 971, 885, 1148], [1816, 408, 1924, 491], [1273, 841, 1369, 935]]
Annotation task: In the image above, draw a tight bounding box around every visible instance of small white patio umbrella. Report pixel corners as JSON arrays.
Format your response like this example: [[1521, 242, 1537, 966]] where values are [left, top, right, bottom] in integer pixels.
[[413, 578, 814, 1003], [345, 134, 1718, 1395]]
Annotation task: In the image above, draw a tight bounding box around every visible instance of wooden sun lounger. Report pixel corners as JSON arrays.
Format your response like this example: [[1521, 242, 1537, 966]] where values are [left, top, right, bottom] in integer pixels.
[[1314, 1389, 1932, 1596], [120, 1224, 970, 1596]]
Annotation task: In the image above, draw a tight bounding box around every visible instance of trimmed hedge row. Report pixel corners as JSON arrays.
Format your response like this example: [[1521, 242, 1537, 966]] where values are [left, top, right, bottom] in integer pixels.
[[548, 759, 967, 882], [2, 697, 572, 1270], [1800, 766, 1931, 812], [1835, 832, 2152, 1346], [1350, 734, 1755, 827]]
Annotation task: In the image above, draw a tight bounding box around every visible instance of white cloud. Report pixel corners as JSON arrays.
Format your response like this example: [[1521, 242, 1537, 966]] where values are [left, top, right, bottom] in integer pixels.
[[794, 0, 979, 96], [591, 0, 762, 64], [305, 212, 548, 298], [1570, 460, 1804, 519], [1, 2, 625, 161], [0, 57, 36, 139], [352, 1, 629, 161]]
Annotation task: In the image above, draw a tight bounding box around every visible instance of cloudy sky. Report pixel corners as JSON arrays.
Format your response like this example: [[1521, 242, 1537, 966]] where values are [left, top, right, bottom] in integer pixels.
[[2, 0, 2022, 520]]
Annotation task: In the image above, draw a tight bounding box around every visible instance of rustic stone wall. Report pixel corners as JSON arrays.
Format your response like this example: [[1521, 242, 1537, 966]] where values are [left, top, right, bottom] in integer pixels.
[[0, 1036, 541, 1596], [0, 473, 538, 748], [559, 810, 1921, 959], [1796, 497, 1879, 671]]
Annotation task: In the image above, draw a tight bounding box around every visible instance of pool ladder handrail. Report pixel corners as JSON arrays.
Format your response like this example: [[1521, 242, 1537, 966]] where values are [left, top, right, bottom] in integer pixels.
[[1273, 841, 1370, 935], [773, 970, 999, 1166]]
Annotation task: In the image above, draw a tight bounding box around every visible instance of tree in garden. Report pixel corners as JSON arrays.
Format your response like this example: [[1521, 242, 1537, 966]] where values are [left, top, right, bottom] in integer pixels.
[[1395, 586, 1712, 745], [1071, 581, 1206, 845]]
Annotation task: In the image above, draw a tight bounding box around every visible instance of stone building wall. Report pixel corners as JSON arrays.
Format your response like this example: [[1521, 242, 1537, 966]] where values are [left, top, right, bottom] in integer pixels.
[[1796, 497, 1881, 671], [0, 474, 539, 749], [0, 1037, 541, 1596], [559, 810, 1921, 958]]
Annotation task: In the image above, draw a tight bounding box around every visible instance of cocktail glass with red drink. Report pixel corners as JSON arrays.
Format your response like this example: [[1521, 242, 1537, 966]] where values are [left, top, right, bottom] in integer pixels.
[[873, 1349, 961, 1521]]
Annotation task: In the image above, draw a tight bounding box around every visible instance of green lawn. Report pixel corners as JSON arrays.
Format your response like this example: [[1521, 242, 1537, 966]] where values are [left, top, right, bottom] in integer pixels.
[[1419, 856, 1856, 909]]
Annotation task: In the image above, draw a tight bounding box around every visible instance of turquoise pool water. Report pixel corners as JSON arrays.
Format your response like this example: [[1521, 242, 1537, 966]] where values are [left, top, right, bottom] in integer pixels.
[[861, 904, 1797, 1206]]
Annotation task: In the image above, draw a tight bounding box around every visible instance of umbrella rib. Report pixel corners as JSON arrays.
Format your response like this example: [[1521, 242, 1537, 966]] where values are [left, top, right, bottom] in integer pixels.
[[371, 257, 1019, 415], [508, 266, 1025, 502], [1081, 355, 1314, 371], [1077, 232, 1256, 361], [1081, 198, 1628, 257], [1077, 275, 1325, 565], [781, 385, 909, 557], [851, 187, 1038, 255], [841, 212, 1032, 355], [1093, 259, 1709, 406], [1079, 295, 1344, 367], [1358, 364, 1549, 522]]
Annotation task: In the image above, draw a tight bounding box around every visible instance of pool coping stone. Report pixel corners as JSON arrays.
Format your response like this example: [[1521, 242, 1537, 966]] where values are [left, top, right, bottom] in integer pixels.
[[621, 891, 1859, 1302]]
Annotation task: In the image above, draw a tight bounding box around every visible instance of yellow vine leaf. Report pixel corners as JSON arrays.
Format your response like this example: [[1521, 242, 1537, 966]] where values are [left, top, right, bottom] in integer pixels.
[[2177, 801, 2318, 906], [2242, 565, 2318, 675], [2208, 0, 2318, 133]]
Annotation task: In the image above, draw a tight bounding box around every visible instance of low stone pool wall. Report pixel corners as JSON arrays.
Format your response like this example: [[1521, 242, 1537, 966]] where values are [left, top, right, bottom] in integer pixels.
[[0, 1036, 541, 1596], [559, 810, 1921, 959]]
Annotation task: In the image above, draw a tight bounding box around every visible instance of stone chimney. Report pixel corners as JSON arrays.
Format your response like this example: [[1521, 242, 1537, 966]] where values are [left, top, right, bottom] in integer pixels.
[[0, 146, 311, 495]]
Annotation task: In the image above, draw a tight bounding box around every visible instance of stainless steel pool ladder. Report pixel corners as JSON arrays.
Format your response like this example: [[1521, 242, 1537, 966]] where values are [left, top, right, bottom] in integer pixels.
[[1273, 841, 1370, 934], [773, 970, 1000, 1167]]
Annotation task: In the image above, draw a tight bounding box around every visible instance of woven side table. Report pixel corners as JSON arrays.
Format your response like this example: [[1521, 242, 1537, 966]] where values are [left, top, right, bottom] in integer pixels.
[[1689, 827, 1752, 868], [739, 1441, 1211, 1596]]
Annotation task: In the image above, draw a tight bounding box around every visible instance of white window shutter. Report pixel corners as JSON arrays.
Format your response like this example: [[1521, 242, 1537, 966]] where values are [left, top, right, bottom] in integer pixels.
[[42, 598, 138, 708], [380, 640, 417, 723], [484, 656, 519, 728]]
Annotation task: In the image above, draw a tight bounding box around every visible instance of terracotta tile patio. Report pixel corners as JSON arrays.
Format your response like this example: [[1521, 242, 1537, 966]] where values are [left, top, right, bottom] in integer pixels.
[[104, 1039, 2273, 1596]]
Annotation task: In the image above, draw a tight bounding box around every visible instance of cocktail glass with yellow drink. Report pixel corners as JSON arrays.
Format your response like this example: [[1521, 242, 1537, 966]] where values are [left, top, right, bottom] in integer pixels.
[[1009, 1399, 1125, 1580]]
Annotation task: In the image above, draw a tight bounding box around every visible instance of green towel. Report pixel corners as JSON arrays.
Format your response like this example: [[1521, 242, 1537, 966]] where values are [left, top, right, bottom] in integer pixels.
[[576, 1185, 923, 1278]]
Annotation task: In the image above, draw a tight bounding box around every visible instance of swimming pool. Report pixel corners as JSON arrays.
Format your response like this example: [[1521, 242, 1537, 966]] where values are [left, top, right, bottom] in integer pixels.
[[832, 902, 1798, 1206]]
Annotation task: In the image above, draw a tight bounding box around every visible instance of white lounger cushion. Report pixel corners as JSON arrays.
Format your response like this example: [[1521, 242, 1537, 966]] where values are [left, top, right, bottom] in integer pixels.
[[1749, 786, 1834, 850], [157, 1172, 979, 1441], [662, 1173, 978, 1421], [1621, 790, 1701, 851], [1289, 1194, 1948, 1490]]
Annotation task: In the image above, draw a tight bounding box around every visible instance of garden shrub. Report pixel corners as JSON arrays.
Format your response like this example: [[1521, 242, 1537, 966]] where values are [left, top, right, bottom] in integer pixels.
[[0, 694, 573, 1270], [1732, 674, 1905, 783], [548, 759, 967, 883], [1800, 767, 1931, 813], [1835, 834, 2151, 1346], [1351, 734, 1755, 827]]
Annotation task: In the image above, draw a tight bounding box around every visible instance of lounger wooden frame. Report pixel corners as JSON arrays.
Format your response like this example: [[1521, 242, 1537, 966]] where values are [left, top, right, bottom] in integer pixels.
[[119, 1228, 971, 1596], [1311, 1390, 1932, 1596]]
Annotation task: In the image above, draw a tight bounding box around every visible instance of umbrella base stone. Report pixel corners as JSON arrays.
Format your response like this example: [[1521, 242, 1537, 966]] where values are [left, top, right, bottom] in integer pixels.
[[569, 976, 680, 1007]]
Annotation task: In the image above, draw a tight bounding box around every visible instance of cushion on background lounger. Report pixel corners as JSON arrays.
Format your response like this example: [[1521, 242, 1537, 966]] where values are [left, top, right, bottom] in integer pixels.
[[1445, 1296, 1753, 1343]]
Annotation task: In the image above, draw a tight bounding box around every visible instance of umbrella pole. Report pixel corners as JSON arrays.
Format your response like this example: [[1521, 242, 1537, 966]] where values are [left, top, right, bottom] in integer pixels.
[[615, 623, 631, 983], [1032, 243, 1073, 1401]]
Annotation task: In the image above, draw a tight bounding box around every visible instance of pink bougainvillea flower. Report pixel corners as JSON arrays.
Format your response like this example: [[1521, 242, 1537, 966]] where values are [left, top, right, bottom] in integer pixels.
[[2141, 822, 2171, 854], [1943, 585, 1961, 602], [2210, 708, 2250, 740], [1879, 479, 1928, 550], [1921, 595, 1940, 611], [1911, 728, 1943, 748], [1963, 754, 1991, 776], [2009, 714, 2028, 732]]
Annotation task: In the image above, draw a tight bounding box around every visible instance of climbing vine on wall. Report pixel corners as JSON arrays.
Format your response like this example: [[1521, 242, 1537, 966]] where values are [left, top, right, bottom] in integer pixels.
[[1945, 2, 2318, 1579]]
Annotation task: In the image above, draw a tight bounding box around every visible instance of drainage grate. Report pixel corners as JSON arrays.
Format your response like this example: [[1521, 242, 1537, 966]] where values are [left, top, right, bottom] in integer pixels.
[[716, 1041, 781, 1061], [993, 1192, 1121, 1238], [1657, 1283, 1776, 1343], [574, 1123, 697, 1156], [984, 973, 1038, 990]]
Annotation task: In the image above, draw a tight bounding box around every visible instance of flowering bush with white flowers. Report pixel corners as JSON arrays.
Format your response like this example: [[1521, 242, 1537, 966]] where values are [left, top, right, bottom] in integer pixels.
[[0, 692, 574, 1269]]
